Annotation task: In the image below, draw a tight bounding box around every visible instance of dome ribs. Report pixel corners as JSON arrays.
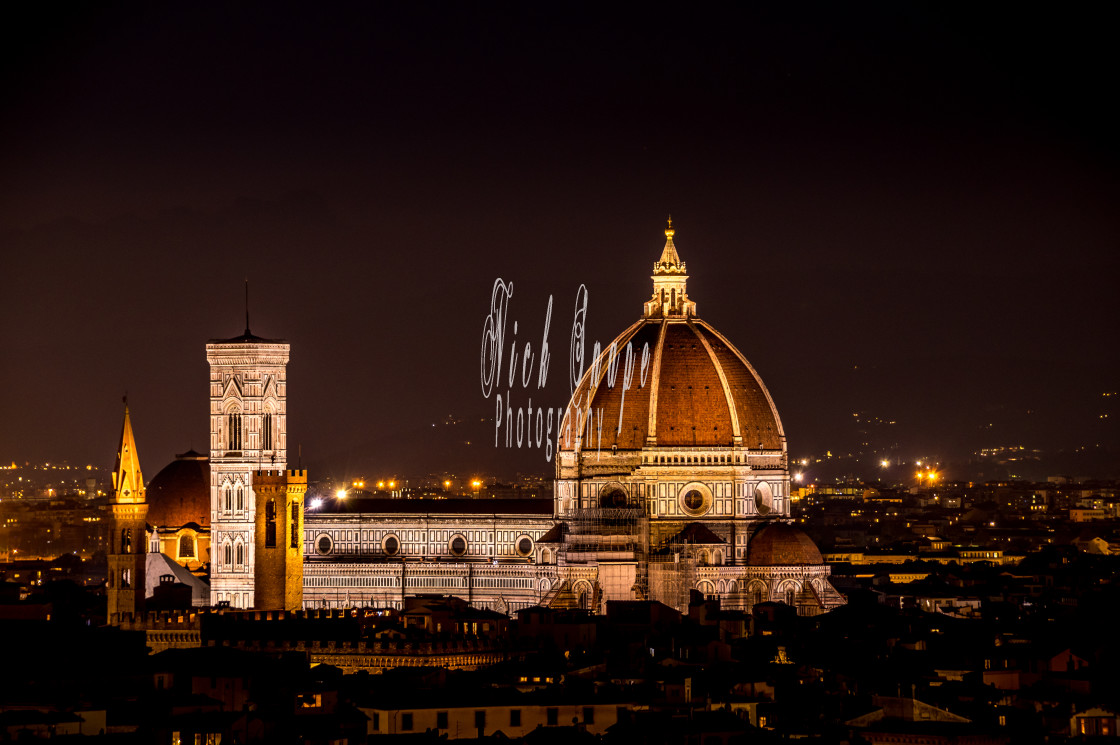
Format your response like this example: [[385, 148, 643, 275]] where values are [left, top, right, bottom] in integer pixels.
[[697, 321, 786, 449], [655, 323, 733, 447], [689, 321, 742, 445], [579, 322, 661, 450]]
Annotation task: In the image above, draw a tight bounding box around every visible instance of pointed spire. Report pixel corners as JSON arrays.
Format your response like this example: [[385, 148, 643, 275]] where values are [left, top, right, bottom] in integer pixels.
[[112, 401, 145, 504], [244, 279, 251, 336], [657, 215, 682, 268]]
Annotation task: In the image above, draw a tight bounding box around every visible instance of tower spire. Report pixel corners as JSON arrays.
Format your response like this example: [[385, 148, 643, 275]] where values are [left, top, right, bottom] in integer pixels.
[[244, 279, 251, 336], [112, 402, 145, 504], [107, 400, 149, 624]]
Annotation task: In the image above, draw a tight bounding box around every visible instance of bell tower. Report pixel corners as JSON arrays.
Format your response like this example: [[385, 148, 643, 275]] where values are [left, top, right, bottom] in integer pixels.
[[206, 315, 290, 609], [107, 401, 149, 624]]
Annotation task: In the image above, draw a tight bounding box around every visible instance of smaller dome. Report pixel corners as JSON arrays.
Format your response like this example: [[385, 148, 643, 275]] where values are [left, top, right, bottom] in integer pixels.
[[147, 450, 210, 528], [748, 523, 823, 566]]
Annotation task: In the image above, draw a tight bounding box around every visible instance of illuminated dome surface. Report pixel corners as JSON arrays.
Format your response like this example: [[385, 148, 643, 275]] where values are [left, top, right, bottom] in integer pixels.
[[747, 523, 824, 566], [562, 319, 783, 452], [146, 450, 210, 528], [560, 222, 784, 454]]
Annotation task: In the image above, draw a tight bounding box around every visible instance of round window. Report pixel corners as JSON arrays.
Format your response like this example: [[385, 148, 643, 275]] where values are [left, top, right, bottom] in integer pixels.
[[383, 535, 399, 556], [683, 490, 704, 511], [316, 535, 332, 555], [517, 537, 533, 556], [600, 488, 628, 509], [450, 536, 467, 556]]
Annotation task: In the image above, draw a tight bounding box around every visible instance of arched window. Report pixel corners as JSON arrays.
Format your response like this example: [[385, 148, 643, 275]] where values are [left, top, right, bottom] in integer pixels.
[[223, 542, 233, 566], [179, 534, 194, 559], [262, 412, 273, 450], [265, 500, 277, 547], [227, 412, 242, 450], [236, 486, 243, 511], [785, 586, 796, 606], [235, 542, 244, 567], [754, 483, 773, 515], [224, 485, 232, 512], [121, 568, 130, 588], [121, 528, 131, 554]]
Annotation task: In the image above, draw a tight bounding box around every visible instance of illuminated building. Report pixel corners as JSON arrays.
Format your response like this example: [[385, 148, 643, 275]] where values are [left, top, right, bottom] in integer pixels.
[[299, 223, 844, 614]]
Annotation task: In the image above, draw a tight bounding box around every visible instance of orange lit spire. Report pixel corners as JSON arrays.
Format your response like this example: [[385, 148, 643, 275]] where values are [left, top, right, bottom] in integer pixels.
[[111, 400, 146, 504]]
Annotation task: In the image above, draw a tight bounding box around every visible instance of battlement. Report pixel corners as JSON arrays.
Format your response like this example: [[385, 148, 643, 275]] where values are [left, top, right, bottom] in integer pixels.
[[253, 468, 308, 483]]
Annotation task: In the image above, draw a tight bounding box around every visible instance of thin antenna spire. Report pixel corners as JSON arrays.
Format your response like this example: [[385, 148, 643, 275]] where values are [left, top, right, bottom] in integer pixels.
[[298, 443, 303, 469], [244, 279, 251, 335]]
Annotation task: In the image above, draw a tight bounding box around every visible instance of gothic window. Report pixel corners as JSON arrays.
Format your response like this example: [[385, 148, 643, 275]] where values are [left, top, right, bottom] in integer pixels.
[[121, 568, 130, 588], [224, 542, 232, 566], [235, 542, 244, 567], [224, 485, 232, 512], [785, 586, 796, 606], [265, 500, 277, 548], [179, 534, 194, 559], [227, 412, 242, 450], [263, 413, 273, 450], [122, 528, 132, 554], [236, 486, 243, 511], [290, 503, 300, 548]]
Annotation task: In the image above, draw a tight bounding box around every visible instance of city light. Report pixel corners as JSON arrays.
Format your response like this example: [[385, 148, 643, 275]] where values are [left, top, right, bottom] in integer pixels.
[[309, 497, 323, 510], [388, 480, 396, 489], [335, 489, 347, 499], [880, 460, 890, 468], [443, 480, 451, 488]]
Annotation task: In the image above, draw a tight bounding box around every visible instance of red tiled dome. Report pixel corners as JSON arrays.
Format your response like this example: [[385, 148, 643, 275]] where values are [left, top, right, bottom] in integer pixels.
[[146, 450, 210, 528], [560, 318, 783, 451], [747, 523, 824, 566]]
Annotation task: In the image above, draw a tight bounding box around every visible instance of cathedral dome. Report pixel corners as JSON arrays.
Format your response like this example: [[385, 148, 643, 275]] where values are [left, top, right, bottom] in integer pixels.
[[747, 523, 824, 566], [147, 450, 210, 528], [560, 223, 784, 453]]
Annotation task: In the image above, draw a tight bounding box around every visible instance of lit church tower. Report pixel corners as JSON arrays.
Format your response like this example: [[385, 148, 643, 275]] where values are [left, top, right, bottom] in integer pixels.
[[107, 401, 149, 623], [206, 308, 289, 609]]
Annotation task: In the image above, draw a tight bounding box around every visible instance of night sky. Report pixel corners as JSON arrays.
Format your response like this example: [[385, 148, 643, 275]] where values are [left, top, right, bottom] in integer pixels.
[[2, 5, 1117, 481]]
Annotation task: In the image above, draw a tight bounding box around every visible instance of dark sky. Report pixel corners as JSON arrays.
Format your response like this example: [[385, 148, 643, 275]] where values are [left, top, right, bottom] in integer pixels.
[[2, 4, 1117, 481]]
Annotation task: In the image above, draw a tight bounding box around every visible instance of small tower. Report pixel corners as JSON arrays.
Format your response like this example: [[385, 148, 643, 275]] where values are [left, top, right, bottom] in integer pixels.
[[252, 469, 307, 611], [107, 402, 149, 624], [643, 217, 697, 319]]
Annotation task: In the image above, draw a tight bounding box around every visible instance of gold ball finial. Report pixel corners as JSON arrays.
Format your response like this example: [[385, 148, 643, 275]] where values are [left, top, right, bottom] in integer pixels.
[[665, 214, 675, 238]]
